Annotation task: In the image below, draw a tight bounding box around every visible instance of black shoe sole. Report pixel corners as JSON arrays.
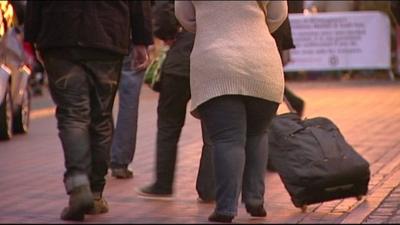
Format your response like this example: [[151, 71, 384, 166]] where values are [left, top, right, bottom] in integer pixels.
[[135, 188, 173, 201], [208, 212, 234, 223]]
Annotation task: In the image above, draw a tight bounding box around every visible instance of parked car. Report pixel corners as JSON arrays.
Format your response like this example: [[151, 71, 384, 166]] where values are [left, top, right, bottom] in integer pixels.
[[0, 1, 31, 140]]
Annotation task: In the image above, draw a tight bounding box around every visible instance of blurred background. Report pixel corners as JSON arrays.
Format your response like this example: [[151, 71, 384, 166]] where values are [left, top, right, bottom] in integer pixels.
[[284, 0, 399, 81]]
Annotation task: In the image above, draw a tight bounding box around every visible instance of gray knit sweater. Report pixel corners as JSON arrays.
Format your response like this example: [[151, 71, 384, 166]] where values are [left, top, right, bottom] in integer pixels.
[[175, 1, 288, 114]]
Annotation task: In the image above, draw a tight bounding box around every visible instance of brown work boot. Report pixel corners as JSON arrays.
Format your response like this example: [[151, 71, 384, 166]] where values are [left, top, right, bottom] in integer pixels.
[[60, 185, 94, 221], [111, 168, 133, 179], [86, 192, 109, 215]]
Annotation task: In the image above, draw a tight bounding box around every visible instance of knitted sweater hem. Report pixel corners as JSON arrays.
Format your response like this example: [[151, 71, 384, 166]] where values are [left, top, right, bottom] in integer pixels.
[[190, 76, 284, 114]]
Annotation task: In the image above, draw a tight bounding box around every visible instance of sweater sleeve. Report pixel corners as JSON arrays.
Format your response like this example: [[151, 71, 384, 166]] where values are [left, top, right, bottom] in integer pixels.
[[175, 1, 196, 33], [265, 0, 288, 33]]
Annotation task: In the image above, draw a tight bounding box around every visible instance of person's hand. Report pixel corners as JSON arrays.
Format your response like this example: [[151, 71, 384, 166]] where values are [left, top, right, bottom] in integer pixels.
[[132, 45, 150, 71]]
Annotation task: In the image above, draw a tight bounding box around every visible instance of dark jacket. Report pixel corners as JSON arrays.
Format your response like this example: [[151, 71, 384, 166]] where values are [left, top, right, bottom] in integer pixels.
[[24, 1, 153, 55], [272, 17, 296, 52], [152, 0, 194, 78], [272, 0, 300, 53]]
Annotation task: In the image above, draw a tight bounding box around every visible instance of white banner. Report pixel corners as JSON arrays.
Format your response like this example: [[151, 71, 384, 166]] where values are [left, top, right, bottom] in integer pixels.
[[284, 11, 391, 72]]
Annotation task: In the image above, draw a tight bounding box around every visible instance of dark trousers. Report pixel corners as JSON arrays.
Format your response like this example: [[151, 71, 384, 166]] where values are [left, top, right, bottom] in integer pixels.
[[198, 95, 278, 216], [43, 50, 122, 194], [153, 73, 191, 192]]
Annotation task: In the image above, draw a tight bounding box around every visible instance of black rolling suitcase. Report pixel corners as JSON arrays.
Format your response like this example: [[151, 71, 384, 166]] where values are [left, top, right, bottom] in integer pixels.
[[268, 102, 370, 211]]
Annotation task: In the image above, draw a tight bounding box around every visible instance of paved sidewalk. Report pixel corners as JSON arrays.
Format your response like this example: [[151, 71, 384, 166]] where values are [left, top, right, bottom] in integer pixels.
[[0, 80, 399, 224], [363, 184, 400, 224]]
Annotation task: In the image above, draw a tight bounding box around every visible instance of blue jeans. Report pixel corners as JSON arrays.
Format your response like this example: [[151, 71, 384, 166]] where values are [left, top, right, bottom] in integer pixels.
[[198, 95, 278, 216], [196, 121, 216, 201], [110, 54, 144, 169]]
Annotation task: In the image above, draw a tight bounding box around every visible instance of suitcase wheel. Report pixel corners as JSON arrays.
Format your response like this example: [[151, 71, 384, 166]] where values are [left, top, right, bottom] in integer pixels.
[[301, 205, 307, 213], [356, 195, 363, 201]]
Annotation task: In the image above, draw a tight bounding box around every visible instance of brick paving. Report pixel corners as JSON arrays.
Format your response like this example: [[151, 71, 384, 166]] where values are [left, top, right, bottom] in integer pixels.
[[363, 184, 400, 224], [0, 80, 400, 223]]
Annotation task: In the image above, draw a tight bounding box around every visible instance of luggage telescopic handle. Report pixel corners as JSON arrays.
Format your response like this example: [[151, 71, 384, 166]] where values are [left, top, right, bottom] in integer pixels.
[[283, 95, 296, 114]]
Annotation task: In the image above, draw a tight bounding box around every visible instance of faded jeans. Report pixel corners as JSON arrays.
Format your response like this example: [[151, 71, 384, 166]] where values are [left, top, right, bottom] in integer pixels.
[[43, 49, 122, 194], [111, 53, 144, 169], [198, 95, 278, 216]]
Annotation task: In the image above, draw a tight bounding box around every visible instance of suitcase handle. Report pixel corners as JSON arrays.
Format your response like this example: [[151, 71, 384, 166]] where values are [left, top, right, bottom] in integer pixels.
[[324, 184, 354, 192], [283, 95, 296, 114]]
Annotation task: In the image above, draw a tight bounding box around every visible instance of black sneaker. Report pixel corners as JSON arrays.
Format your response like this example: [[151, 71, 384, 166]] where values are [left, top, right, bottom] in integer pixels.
[[245, 204, 267, 217], [136, 184, 173, 201], [208, 212, 234, 223]]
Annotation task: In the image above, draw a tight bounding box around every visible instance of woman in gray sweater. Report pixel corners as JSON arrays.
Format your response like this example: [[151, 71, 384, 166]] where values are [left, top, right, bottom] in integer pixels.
[[175, 0, 287, 223]]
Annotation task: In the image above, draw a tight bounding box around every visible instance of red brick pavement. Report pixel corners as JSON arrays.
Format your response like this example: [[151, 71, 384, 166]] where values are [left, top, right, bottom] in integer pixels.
[[0, 80, 400, 224], [362, 184, 400, 224]]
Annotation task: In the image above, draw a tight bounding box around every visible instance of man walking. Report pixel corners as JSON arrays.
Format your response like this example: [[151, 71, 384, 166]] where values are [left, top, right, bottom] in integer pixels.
[[24, 1, 152, 221], [137, 0, 203, 199]]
